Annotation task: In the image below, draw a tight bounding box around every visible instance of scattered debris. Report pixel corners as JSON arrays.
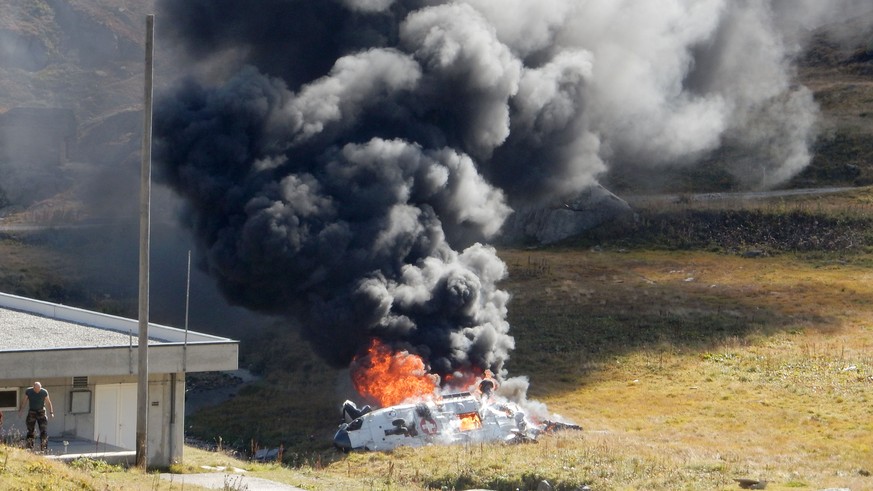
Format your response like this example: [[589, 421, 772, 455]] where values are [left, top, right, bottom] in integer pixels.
[[253, 447, 282, 462], [734, 478, 767, 489]]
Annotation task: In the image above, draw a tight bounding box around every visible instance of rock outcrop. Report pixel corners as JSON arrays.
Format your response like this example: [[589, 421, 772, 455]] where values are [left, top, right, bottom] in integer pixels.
[[501, 184, 634, 245]]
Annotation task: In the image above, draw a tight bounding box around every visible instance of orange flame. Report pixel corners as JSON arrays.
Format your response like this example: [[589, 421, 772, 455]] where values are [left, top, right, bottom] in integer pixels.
[[350, 339, 439, 407], [442, 370, 477, 392], [457, 412, 482, 432]]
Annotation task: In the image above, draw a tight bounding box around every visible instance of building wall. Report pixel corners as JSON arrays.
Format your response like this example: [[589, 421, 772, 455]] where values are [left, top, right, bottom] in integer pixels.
[[151, 373, 186, 466]]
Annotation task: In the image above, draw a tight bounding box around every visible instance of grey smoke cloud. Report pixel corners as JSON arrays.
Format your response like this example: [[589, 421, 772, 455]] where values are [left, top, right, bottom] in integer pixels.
[[286, 49, 422, 144], [400, 3, 522, 158], [154, 0, 870, 382], [342, 0, 397, 13]]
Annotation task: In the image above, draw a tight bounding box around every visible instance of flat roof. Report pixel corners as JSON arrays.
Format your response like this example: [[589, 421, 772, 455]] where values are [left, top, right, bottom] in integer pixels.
[[0, 306, 158, 350], [0, 292, 235, 352], [0, 293, 240, 378]]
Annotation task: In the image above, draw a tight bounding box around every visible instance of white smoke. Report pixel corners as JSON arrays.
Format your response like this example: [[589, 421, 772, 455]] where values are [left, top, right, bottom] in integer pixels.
[[469, 0, 867, 189]]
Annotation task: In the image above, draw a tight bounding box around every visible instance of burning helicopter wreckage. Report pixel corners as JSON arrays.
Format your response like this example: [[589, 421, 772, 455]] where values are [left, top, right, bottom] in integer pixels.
[[334, 390, 581, 452], [333, 341, 580, 452]]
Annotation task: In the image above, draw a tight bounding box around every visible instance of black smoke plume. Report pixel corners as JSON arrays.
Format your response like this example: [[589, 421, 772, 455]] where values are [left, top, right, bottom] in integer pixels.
[[154, 0, 871, 382]]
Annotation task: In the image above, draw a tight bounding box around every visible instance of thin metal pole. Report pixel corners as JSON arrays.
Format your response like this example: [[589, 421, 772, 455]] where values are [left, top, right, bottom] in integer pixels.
[[135, 13, 155, 470], [169, 372, 177, 462], [184, 249, 190, 372]]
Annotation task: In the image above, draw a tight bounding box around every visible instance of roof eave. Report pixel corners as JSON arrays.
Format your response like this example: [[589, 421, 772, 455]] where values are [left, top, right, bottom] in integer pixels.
[[0, 342, 239, 379]]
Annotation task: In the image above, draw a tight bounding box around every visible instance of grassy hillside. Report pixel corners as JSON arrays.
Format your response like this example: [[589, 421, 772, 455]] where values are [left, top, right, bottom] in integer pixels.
[[3, 189, 873, 490], [172, 189, 873, 490]]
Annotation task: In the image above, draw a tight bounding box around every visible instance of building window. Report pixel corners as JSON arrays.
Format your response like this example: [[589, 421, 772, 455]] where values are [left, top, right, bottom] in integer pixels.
[[0, 388, 19, 411]]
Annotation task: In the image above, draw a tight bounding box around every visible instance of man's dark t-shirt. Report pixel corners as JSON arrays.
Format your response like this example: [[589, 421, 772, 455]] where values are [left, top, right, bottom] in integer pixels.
[[26, 388, 49, 412]]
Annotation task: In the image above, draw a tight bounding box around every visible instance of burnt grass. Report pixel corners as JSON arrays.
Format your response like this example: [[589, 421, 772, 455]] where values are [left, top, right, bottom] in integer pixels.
[[572, 208, 873, 255]]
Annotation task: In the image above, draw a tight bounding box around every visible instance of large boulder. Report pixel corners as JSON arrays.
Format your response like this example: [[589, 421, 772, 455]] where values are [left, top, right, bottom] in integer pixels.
[[501, 184, 633, 245]]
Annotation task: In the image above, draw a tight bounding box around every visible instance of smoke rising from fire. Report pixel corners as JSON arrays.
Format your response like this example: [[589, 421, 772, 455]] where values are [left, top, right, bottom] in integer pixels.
[[154, 0, 870, 386]]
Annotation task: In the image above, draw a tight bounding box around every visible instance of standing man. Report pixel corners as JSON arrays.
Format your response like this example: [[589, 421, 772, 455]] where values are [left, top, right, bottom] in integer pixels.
[[19, 381, 53, 451], [477, 370, 498, 402]]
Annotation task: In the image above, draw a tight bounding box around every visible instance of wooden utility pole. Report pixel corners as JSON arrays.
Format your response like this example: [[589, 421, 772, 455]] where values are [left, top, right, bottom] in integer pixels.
[[136, 13, 155, 469]]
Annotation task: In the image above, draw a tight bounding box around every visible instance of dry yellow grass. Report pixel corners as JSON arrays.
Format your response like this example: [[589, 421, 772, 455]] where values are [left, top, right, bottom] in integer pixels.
[[182, 247, 873, 490], [492, 248, 873, 490], [0, 445, 185, 490]]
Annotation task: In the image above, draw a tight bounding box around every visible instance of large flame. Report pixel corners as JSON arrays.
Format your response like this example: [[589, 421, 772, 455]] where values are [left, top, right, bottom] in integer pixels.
[[457, 412, 482, 432], [350, 339, 439, 406]]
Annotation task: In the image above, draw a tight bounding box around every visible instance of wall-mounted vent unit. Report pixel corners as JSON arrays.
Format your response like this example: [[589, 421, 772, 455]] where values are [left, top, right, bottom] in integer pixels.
[[72, 376, 89, 388]]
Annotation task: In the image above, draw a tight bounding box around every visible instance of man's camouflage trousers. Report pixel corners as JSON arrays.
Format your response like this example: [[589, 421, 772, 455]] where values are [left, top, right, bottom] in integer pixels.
[[26, 409, 48, 451]]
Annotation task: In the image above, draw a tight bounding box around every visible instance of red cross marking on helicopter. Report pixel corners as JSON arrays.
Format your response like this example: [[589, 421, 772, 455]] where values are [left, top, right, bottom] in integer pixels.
[[419, 417, 438, 435]]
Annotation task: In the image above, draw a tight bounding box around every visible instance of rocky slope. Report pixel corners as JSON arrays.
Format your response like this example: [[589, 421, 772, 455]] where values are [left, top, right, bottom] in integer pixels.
[[0, 0, 153, 212]]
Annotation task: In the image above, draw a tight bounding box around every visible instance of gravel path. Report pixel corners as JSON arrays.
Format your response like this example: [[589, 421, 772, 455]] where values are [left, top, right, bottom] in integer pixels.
[[159, 472, 307, 490]]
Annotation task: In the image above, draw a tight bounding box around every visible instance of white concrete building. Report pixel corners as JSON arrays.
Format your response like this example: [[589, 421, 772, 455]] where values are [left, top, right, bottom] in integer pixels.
[[0, 291, 239, 466]]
